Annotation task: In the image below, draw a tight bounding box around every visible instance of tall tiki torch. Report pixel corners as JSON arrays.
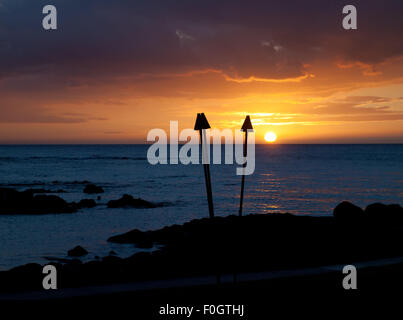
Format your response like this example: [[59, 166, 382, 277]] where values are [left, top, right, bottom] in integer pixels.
[[239, 115, 253, 217], [194, 113, 214, 219]]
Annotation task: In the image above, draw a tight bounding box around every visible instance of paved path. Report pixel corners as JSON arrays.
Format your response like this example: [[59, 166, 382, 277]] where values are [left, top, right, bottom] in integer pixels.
[[2, 256, 403, 301]]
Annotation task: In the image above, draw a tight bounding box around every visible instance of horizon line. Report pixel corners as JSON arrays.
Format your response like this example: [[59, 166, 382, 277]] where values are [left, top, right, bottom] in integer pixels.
[[0, 142, 402, 146]]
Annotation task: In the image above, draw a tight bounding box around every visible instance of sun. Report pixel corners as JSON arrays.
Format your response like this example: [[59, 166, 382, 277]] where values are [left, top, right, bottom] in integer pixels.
[[264, 131, 277, 143]]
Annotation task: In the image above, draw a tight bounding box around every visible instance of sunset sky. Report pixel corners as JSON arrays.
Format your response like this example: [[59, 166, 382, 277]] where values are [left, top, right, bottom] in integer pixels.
[[0, 0, 403, 143]]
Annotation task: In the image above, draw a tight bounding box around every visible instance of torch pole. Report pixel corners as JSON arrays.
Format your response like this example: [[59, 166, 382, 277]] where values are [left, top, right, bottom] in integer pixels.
[[199, 129, 214, 219], [239, 130, 248, 217]]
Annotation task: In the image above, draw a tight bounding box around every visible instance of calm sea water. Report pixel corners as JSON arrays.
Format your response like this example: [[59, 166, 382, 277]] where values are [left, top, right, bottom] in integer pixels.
[[0, 144, 402, 270]]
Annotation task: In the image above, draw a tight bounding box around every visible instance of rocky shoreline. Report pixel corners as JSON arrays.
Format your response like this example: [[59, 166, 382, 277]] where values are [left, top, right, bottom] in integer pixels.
[[1, 201, 403, 294], [0, 186, 159, 215]]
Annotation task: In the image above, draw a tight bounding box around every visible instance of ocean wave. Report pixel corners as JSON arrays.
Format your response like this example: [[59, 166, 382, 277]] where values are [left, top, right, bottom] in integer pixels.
[[159, 174, 188, 179]]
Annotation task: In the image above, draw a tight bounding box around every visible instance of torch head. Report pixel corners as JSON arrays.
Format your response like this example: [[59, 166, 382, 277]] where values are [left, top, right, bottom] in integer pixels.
[[194, 113, 211, 130], [241, 115, 253, 132]]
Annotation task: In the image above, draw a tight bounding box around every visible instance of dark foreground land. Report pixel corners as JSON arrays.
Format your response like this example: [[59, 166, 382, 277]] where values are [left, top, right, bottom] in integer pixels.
[[2, 263, 403, 316], [1, 201, 403, 314]]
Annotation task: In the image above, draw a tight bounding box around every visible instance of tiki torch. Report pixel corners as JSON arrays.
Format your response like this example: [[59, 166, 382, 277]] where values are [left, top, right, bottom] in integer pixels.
[[194, 113, 214, 219], [239, 115, 253, 216]]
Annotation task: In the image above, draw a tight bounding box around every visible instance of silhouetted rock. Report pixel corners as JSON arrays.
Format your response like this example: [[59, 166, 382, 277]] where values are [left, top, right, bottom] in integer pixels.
[[24, 188, 52, 194], [68, 246, 88, 257], [333, 201, 364, 221], [136, 239, 153, 249], [2, 205, 403, 294], [107, 194, 156, 209], [32, 195, 73, 213], [0, 187, 29, 204], [77, 199, 97, 208], [9, 263, 42, 274], [0, 188, 76, 215], [389, 204, 403, 216], [108, 229, 146, 243], [102, 255, 122, 264], [365, 203, 387, 217], [365, 203, 403, 223], [83, 184, 104, 194]]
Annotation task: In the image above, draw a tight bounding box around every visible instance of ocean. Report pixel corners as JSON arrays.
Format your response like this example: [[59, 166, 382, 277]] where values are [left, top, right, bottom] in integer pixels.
[[0, 144, 402, 270]]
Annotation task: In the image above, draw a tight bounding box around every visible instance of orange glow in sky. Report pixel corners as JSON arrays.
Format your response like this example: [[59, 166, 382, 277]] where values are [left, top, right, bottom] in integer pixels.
[[0, 2, 402, 144]]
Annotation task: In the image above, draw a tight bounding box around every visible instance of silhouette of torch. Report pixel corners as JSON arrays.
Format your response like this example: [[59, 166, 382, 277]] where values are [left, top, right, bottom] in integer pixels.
[[239, 115, 253, 216], [194, 113, 214, 219]]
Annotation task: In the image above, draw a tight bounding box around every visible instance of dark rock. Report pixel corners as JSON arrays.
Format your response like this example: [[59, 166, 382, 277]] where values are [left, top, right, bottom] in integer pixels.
[[108, 229, 148, 243], [68, 259, 83, 265], [77, 199, 97, 208], [389, 204, 403, 216], [32, 195, 74, 213], [24, 188, 52, 194], [0, 188, 27, 204], [68, 245, 88, 257], [365, 203, 403, 223], [0, 188, 76, 215], [109, 250, 117, 256], [126, 251, 152, 262], [107, 194, 156, 209], [102, 255, 122, 264], [9, 263, 42, 274], [3, 207, 403, 294], [365, 203, 388, 217], [83, 184, 104, 194], [0, 263, 43, 292], [136, 239, 153, 249], [333, 201, 365, 221]]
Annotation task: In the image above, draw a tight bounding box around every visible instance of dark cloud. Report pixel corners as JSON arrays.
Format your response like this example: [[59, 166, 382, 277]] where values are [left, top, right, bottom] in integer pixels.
[[0, 0, 402, 84]]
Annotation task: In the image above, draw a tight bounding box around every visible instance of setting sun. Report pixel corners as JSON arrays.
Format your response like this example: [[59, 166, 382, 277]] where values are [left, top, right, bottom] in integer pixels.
[[264, 132, 277, 143]]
